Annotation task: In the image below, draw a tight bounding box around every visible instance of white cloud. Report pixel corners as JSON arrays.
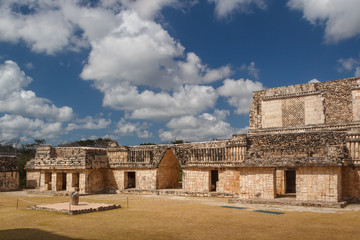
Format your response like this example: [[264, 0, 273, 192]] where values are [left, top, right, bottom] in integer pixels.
[[288, 0, 360, 43], [0, 60, 112, 142], [115, 119, 152, 138], [119, 0, 179, 20], [0, 60, 74, 121], [103, 83, 218, 121], [0, 114, 63, 141], [338, 57, 360, 77], [81, 10, 184, 89], [25, 62, 34, 69], [66, 117, 111, 132], [218, 78, 264, 114], [80, 10, 230, 121], [240, 61, 260, 80], [0, 1, 80, 54], [308, 78, 320, 83], [159, 110, 243, 142], [209, 0, 267, 18], [356, 67, 360, 77]]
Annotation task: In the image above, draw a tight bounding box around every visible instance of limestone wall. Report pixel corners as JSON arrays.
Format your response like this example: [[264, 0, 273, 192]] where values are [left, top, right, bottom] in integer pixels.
[[296, 167, 342, 202], [0, 155, 19, 191], [341, 167, 360, 201], [157, 149, 180, 189], [250, 77, 360, 131], [26, 170, 41, 188], [217, 169, 240, 194], [0, 171, 19, 191], [104, 169, 157, 191], [183, 169, 210, 192], [137, 169, 157, 190], [27, 146, 108, 170], [245, 131, 347, 167], [88, 169, 106, 193], [104, 169, 124, 192], [275, 169, 285, 195], [239, 167, 275, 199]]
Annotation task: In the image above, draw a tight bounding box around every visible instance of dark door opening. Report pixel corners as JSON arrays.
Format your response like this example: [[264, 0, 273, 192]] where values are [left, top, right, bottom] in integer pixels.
[[285, 170, 296, 194], [62, 172, 67, 190], [72, 173, 79, 188], [45, 172, 52, 190], [127, 172, 136, 188], [210, 170, 219, 192]]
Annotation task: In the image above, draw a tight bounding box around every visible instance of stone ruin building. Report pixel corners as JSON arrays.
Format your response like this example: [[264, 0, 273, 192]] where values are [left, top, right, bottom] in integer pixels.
[[25, 76, 360, 205], [0, 154, 19, 191]]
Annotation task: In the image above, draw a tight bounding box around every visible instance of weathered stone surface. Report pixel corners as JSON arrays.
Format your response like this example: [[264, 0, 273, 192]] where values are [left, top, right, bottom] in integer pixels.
[[0, 155, 19, 191], [71, 190, 79, 205], [24, 76, 360, 205]]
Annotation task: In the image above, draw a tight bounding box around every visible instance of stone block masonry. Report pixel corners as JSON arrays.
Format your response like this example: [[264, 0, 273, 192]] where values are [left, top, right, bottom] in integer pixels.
[[239, 168, 276, 200], [0, 155, 19, 191], [296, 167, 342, 202], [23, 76, 360, 205]]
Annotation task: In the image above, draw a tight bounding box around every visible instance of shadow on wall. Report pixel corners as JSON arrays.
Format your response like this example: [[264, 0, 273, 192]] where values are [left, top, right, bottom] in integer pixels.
[[0, 228, 84, 240]]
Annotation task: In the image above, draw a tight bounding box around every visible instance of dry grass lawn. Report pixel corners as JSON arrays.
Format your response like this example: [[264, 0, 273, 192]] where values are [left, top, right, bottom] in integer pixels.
[[1, 191, 360, 240]]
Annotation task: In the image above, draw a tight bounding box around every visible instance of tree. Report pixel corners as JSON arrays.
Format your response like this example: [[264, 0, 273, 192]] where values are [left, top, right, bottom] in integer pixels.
[[171, 140, 184, 144], [58, 138, 113, 148], [17, 139, 45, 187]]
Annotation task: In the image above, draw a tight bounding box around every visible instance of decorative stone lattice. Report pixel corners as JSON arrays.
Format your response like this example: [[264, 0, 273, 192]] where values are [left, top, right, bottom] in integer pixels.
[[282, 97, 305, 127]]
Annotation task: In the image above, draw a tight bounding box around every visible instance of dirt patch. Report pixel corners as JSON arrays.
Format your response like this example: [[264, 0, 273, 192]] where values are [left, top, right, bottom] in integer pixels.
[[1, 191, 360, 240]]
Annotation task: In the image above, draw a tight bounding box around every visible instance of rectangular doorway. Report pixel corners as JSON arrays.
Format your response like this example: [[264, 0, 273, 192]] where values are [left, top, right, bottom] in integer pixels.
[[62, 172, 67, 190], [45, 172, 52, 190], [126, 172, 136, 189], [72, 173, 79, 189], [285, 170, 296, 194], [210, 170, 218, 192]]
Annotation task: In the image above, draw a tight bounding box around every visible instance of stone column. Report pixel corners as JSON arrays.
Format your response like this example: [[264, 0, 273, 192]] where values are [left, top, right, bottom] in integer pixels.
[[79, 171, 89, 194], [51, 172, 57, 191]]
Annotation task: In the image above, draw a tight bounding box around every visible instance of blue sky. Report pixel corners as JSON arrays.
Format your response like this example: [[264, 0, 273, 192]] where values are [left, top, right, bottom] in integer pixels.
[[0, 0, 359, 146]]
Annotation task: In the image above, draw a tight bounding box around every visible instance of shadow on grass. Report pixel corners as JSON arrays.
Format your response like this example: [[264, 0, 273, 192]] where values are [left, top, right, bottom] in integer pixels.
[[0, 228, 84, 240]]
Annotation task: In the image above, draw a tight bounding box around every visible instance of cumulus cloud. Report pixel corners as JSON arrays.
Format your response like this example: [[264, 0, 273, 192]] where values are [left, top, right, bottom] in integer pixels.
[[209, 0, 267, 18], [81, 11, 230, 90], [115, 119, 152, 138], [288, 0, 360, 43], [159, 110, 245, 142], [0, 114, 62, 141], [0, 60, 74, 121], [0, 60, 112, 142], [80, 10, 230, 121], [66, 117, 112, 132], [337, 58, 360, 77], [103, 83, 218, 121], [218, 78, 264, 114]]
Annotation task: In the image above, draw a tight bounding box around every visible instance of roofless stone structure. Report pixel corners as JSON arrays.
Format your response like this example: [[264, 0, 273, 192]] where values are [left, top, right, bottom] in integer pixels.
[[26, 76, 360, 205]]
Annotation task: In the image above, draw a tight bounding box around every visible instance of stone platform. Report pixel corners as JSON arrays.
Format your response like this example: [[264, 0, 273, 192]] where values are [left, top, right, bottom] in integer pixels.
[[29, 202, 121, 215]]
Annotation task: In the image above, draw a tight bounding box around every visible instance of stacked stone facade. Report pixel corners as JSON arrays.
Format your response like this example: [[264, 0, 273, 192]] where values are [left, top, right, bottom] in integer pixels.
[[25, 76, 360, 205], [0, 155, 19, 191]]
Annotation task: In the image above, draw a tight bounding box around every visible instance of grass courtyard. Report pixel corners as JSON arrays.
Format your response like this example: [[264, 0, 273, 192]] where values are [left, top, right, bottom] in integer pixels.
[[1, 191, 360, 240]]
